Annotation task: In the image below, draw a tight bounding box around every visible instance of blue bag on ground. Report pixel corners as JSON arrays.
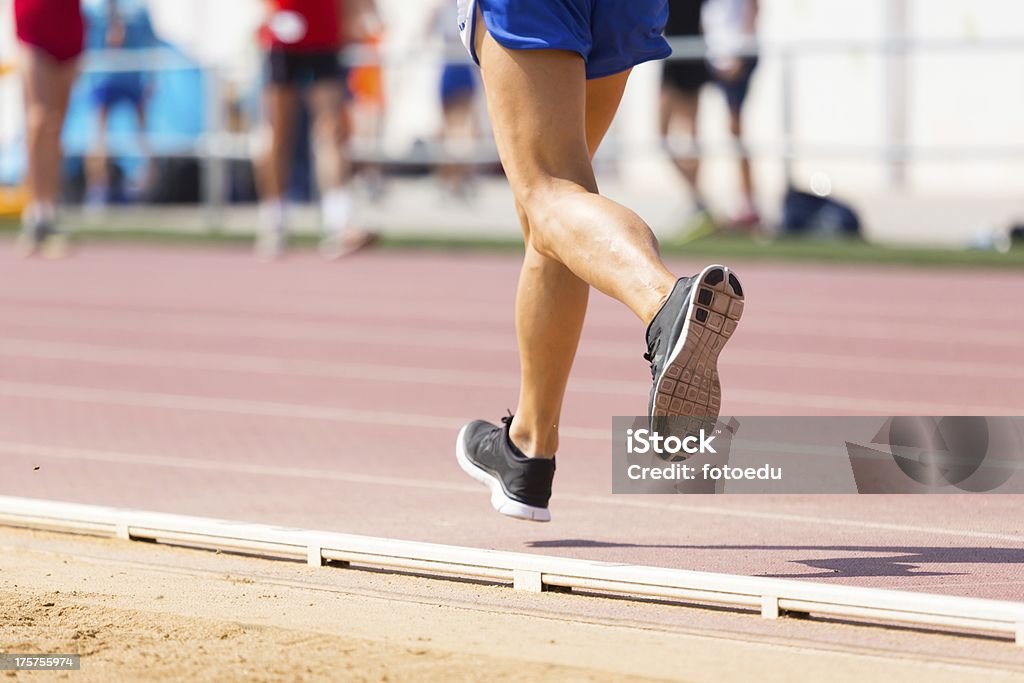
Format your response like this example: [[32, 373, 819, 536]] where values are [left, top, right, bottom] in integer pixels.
[[781, 187, 862, 237]]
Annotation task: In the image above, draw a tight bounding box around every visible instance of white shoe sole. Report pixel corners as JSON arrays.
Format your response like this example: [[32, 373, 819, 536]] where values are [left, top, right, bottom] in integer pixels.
[[455, 424, 551, 523], [652, 264, 745, 427]]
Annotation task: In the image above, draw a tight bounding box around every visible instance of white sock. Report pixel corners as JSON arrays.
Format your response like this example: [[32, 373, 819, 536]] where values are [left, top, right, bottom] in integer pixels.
[[321, 187, 354, 236], [259, 198, 287, 234], [24, 201, 56, 224]]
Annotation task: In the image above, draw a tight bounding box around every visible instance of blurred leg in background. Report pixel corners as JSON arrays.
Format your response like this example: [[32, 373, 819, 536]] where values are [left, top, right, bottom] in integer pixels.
[[255, 57, 300, 260], [86, 79, 152, 209], [662, 0, 714, 239], [308, 76, 376, 259], [85, 98, 113, 209], [17, 46, 79, 258], [431, 0, 480, 201], [84, 4, 156, 210], [660, 80, 708, 226], [438, 62, 479, 201], [704, 0, 760, 230], [712, 56, 759, 230]]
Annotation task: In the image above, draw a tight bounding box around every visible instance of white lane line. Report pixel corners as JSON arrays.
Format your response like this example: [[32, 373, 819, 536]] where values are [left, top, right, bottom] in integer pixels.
[[753, 299, 1024, 324], [0, 377, 1016, 419], [2, 308, 524, 352], [0, 380, 608, 441], [1, 442, 480, 493], [3, 286, 1024, 325], [5, 440, 1023, 544], [0, 339, 642, 394], [726, 389, 1024, 416], [2, 302, 1023, 349], [0, 338, 1021, 386], [742, 317, 1022, 347], [727, 349, 1024, 381], [3, 295, 628, 330]]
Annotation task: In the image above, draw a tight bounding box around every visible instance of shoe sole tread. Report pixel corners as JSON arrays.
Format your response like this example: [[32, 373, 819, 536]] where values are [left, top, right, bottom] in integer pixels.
[[653, 265, 744, 427]]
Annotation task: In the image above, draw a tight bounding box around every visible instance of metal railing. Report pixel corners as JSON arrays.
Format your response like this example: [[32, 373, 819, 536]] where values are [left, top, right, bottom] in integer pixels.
[[62, 34, 1024, 168], [2, 34, 1023, 224]]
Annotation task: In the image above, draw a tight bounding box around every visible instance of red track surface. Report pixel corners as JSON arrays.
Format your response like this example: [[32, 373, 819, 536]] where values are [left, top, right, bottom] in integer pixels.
[[2, 242, 1023, 600]]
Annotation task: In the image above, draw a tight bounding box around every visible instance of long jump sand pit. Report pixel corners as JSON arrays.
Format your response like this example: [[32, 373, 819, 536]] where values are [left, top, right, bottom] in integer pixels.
[[5, 590, 627, 683], [3, 528, 1022, 683], [1, 539, 633, 683]]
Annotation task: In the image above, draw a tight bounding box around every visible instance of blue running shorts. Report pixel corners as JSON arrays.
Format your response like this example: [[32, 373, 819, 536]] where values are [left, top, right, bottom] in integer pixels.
[[457, 0, 671, 80], [440, 63, 478, 104], [93, 75, 146, 108]]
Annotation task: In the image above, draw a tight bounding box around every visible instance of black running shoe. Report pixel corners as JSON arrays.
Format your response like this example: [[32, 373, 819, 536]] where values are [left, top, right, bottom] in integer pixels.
[[644, 265, 744, 434], [456, 415, 554, 522]]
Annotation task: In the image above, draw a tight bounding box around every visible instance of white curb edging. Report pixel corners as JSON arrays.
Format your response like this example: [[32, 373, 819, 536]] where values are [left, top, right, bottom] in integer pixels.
[[1, 496, 1022, 644]]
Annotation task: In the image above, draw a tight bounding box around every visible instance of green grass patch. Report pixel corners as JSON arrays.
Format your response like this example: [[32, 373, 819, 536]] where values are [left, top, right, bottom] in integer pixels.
[[3, 221, 1023, 269], [661, 232, 1024, 269]]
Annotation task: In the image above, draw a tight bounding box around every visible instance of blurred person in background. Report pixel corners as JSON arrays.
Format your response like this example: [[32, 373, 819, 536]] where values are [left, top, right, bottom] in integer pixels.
[[661, 0, 714, 239], [13, 0, 85, 258], [84, 0, 159, 209], [429, 0, 479, 201], [256, 0, 380, 260], [703, 0, 759, 230]]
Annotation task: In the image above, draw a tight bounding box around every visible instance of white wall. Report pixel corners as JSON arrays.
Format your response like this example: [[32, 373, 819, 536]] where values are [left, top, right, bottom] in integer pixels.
[[618, 0, 1024, 208], [370, 0, 1024, 202]]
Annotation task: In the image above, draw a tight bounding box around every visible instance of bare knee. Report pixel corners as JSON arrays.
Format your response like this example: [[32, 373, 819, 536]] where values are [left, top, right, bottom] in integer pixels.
[[25, 106, 60, 138], [518, 185, 581, 256], [516, 176, 596, 253]]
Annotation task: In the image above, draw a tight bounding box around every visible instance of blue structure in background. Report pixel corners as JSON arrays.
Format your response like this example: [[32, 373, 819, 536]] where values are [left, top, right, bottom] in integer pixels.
[[0, 1, 315, 204], [0, 0, 207, 190], [65, 0, 206, 185]]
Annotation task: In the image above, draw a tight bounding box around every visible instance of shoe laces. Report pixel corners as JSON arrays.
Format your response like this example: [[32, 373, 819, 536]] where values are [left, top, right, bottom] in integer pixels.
[[643, 341, 660, 380], [482, 411, 514, 451]]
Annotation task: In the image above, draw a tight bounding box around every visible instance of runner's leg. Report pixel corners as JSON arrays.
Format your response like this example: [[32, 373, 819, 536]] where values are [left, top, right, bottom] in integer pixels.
[[477, 34, 676, 325], [476, 31, 677, 456], [510, 73, 641, 456]]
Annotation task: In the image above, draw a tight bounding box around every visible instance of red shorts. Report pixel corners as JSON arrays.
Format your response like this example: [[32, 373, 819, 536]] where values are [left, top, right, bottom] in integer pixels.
[[14, 0, 85, 63], [261, 0, 344, 53]]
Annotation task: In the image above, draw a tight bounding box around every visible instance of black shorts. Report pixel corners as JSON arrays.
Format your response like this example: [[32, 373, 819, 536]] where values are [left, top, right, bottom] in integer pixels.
[[266, 49, 342, 86], [662, 59, 710, 95], [713, 57, 758, 114]]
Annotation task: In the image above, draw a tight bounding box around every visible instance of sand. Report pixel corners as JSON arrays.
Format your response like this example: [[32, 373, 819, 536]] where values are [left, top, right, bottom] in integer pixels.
[[1, 528, 1020, 682]]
